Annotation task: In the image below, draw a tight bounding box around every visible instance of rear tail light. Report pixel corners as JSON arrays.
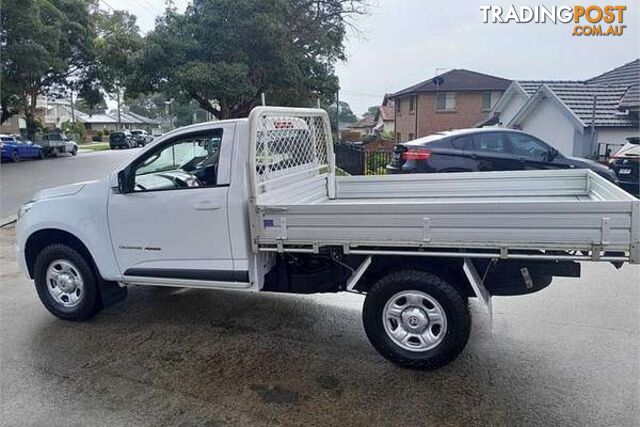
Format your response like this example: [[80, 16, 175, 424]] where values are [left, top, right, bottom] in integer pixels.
[[402, 149, 432, 161]]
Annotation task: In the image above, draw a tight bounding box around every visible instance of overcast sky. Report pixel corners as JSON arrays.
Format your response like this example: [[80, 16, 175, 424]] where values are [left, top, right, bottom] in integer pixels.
[[107, 0, 639, 116]]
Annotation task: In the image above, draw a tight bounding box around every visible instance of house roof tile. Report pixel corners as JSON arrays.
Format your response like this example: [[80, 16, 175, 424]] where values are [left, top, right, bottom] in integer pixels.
[[619, 84, 640, 111], [378, 105, 394, 121], [393, 69, 511, 97], [515, 81, 636, 127], [586, 59, 640, 87]]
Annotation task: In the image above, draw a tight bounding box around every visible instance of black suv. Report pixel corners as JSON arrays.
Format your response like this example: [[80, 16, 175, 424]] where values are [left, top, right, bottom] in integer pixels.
[[387, 129, 619, 183], [109, 131, 135, 149], [608, 137, 639, 196]]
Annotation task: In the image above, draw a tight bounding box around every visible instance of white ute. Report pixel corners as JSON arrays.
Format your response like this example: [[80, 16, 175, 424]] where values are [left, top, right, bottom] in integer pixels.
[[16, 107, 640, 369]]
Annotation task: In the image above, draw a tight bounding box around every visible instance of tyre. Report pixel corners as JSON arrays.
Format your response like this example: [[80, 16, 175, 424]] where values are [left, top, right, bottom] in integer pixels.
[[71, 147, 77, 156], [362, 269, 470, 370], [12, 151, 20, 162], [38, 149, 45, 160], [33, 244, 102, 321]]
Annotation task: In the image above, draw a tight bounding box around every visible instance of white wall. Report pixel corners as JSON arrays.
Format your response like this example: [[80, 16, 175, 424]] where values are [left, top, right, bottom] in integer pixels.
[[498, 92, 528, 126], [597, 127, 638, 146], [516, 99, 577, 156]]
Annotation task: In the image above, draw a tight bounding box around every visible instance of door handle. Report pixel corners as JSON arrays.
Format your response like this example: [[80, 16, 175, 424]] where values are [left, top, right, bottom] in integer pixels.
[[193, 201, 221, 211]]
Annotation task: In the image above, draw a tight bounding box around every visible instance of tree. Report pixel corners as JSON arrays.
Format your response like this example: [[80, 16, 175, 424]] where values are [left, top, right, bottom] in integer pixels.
[[0, 1, 142, 136], [326, 101, 357, 128], [75, 97, 107, 116], [129, 0, 366, 119], [61, 120, 86, 141], [0, 0, 98, 136], [363, 106, 379, 118]]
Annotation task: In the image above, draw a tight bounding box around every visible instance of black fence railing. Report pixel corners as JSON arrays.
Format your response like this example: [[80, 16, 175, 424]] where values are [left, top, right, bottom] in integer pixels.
[[334, 142, 393, 175]]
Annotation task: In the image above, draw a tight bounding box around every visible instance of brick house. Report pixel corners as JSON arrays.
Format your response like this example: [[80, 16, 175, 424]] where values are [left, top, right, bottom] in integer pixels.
[[390, 69, 511, 142]]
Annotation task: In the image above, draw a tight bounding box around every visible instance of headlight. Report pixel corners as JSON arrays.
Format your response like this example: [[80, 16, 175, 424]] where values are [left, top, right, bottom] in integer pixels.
[[17, 201, 36, 220]]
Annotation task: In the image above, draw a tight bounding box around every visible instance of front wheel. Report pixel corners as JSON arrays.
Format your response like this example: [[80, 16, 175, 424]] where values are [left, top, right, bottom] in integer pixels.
[[363, 269, 470, 370], [34, 244, 102, 321], [12, 151, 20, 162], [38, 149, 45, 160], [71, 146, 77, 156]]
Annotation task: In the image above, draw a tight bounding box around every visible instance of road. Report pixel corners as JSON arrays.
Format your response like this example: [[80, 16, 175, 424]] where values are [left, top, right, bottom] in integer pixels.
[[0, 149, 638, 425], [0, 148, 141, 218]]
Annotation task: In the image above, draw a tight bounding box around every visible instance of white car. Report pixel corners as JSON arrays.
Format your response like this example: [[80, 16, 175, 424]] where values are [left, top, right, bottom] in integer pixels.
[[14, 107, 639, 370]]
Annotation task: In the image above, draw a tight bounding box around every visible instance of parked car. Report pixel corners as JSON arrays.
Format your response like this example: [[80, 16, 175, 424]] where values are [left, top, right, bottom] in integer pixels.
[[109, 131, 135, 149], [0, 134, 45, 162], [387, 128, 619, 184], [39, 133, 78, 157], [609, 137, 639, 197], [130, 129, 152, 147]]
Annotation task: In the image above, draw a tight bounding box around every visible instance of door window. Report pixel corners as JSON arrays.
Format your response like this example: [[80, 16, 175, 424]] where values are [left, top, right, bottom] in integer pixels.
[[132, 130, 223, 192], [509, 133, 551, 160], [451, 135, 474, 150], [473, 133, 508, 154]]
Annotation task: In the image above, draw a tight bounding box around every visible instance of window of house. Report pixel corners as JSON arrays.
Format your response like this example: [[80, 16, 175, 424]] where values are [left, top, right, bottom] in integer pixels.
[[396, 99, 401, 114], [436, 92, 456, 111], [133, 130, 223, 191], [408, 132, 415, 141], [482, 92, 493, 111], [409, 96, 415, 113]]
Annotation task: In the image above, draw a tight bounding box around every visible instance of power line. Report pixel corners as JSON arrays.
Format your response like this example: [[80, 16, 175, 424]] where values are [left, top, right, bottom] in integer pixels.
[[99, 0, 115, 11]]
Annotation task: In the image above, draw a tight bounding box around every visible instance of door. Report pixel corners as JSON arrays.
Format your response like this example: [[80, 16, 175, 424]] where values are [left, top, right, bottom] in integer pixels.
[[469, 132, 518, 171], [507, 132, 567, 170], [107, 124, 245, 284]]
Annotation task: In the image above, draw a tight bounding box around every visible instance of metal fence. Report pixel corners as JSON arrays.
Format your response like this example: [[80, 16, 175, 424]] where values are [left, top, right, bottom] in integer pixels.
[[334, 142, 393, 175]]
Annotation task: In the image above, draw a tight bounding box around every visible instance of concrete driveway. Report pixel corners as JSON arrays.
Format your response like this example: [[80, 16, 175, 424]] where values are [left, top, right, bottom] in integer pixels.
[[1, 224, 638, 426]]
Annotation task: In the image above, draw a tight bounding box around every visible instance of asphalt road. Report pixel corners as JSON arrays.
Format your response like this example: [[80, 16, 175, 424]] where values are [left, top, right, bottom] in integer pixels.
[[0, 148, 141, 218], [0, 225, 638, 425]]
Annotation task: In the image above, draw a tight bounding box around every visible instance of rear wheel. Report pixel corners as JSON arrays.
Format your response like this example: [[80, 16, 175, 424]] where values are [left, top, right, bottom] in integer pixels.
[[363, 269, 470, 370], [34, 244, 102, 321], [11, 151, 20, 162], [71, 146, 77, 156]]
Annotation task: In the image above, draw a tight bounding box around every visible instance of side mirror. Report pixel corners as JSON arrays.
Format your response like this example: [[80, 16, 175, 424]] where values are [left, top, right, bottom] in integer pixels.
[[117, 169, 130, 194]]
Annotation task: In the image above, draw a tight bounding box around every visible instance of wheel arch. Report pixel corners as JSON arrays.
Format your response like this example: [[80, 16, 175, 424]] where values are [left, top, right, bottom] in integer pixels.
[[354, 255, 473, 297], [24, 229, 98, 280]]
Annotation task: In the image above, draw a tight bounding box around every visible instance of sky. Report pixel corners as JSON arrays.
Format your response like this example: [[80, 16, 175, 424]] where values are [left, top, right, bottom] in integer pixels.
[[106, 0, 639, 117]]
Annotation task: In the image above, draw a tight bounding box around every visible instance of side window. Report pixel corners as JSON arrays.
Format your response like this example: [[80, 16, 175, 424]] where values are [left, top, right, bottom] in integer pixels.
[[473, 133, 508, 154], [133, 129, 223, 192], [451, 135, 474, 150], [509, 133, 551, 160]]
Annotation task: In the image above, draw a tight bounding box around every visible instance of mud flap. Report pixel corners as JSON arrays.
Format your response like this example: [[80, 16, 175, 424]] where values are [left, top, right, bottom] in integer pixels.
[[98, 279, 128, 308], [462, 258, 493, 327]]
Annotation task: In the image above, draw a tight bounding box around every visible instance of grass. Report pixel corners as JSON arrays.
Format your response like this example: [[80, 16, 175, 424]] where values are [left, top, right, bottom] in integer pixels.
[[78, 142, 111, 152]]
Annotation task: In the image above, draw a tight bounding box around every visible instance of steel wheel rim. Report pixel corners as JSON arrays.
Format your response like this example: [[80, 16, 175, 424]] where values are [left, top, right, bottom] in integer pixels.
[[382, 290, 447, 352], [46, 259, 85, 308]]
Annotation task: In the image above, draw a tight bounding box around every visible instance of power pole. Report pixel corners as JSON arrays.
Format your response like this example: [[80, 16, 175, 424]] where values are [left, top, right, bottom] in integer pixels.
[[116, 87, 122, 130], [69, 91, 75, 122], [335, 89, 340, 143]]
